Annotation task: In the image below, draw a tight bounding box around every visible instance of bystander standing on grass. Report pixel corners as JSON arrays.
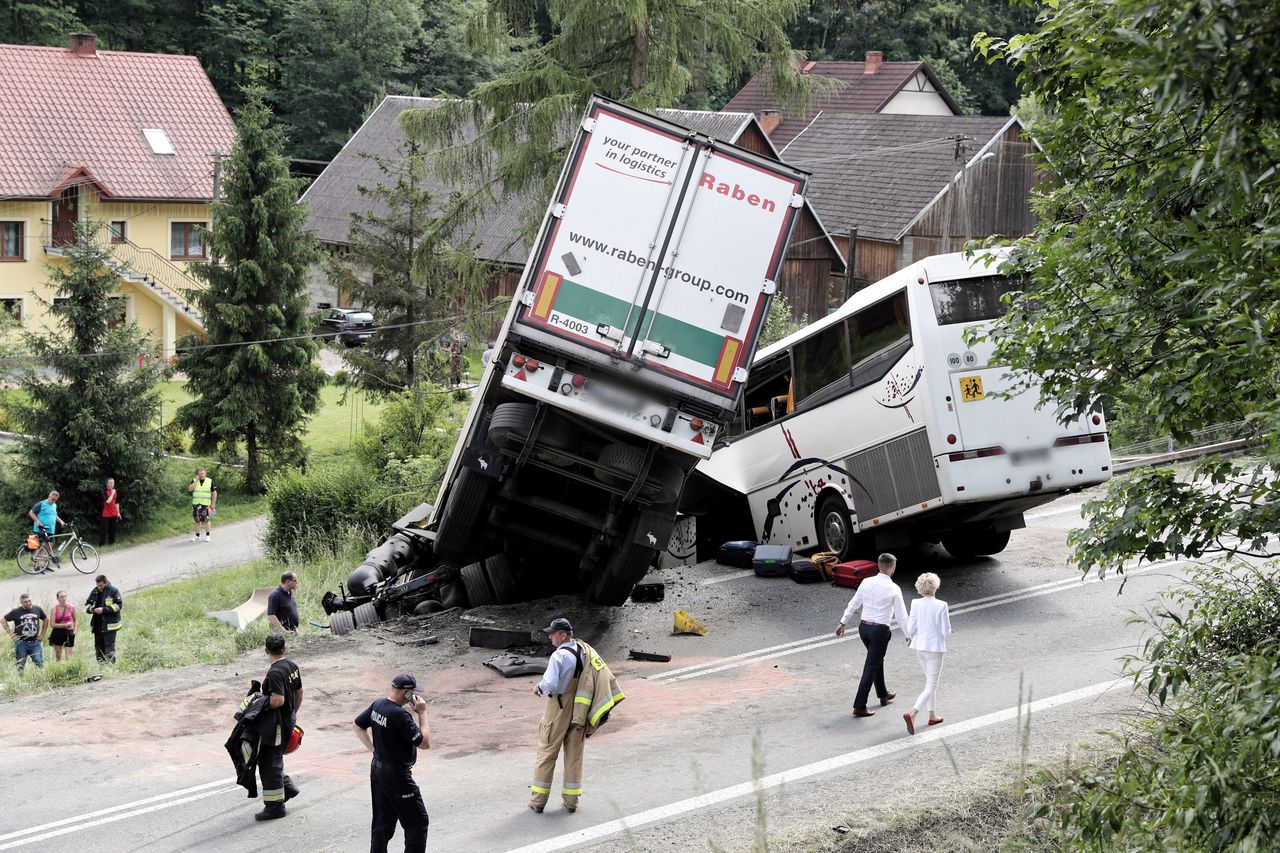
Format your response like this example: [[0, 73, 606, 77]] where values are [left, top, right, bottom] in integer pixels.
[[4, 593, 47, 671]]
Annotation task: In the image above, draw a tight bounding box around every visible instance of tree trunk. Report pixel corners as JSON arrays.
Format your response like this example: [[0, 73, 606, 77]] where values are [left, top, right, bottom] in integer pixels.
[[245, 425, 261, 494], [629, 19, 650, 92]]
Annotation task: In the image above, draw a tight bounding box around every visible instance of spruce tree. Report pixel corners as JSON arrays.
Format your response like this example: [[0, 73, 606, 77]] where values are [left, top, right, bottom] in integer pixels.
[[178, 86, 324, 493], [329, 142, 488, 393], [13, 220, 164, 524]]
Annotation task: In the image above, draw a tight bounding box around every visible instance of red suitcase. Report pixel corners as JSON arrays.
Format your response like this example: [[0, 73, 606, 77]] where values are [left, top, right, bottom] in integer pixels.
[[831, 559, 878, 589]]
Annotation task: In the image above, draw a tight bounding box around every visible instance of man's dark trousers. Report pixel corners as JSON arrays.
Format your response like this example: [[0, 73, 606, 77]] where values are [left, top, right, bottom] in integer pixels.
[[258, 732, 286, 807], [94, 630, 117, 663], [370, 762, 428, 853], [854, 622, 892, 709]]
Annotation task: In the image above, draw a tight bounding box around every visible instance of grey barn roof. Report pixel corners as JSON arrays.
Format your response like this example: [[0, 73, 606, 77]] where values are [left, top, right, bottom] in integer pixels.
[[780, 112, 1015, 242]]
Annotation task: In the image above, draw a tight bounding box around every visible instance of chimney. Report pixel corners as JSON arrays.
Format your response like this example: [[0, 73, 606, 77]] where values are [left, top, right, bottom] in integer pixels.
[[69, 33, 97, 57], [757, 111, 782, 136], [864, 51, 883, 75], [800, 60, 817, 75]]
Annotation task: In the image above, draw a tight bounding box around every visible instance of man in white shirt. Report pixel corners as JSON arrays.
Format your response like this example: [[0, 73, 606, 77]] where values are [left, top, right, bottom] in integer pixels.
[[529, 617, 585, 814], [834, 553, 909, 717]]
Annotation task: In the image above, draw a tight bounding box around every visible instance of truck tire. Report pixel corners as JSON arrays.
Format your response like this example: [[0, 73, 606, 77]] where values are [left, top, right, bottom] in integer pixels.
[[330, 610, 355, 636], [434, 467, 489, 560], [596, 444, 686, 503], [489, 402, 576, 466], [460, 561, 496, 607], [484, 553, 519, 604], [413, 599, 445, 616], [817, 494, 855, 561], [942, 526, 1011, 560], [588, 540, 655, 606], [353, 602, 381, 628], [439, 580, 467, 611]]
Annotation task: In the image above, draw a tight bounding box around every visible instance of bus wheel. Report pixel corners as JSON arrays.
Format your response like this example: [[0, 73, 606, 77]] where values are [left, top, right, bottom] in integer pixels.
[[817, 494, 854, 561], [941, 526, 1011, 560]]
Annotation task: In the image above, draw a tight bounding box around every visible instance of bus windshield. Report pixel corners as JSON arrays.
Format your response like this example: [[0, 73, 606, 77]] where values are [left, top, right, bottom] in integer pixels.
[[929, 274, 1027, 325]]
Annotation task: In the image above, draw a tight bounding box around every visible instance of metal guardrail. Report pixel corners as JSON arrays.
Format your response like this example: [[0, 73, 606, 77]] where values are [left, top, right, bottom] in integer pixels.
[[1111, 419, 1254, 459]]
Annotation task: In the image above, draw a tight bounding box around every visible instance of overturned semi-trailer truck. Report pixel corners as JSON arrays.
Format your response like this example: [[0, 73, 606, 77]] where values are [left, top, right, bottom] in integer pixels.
[[323, 96, 810, 632]]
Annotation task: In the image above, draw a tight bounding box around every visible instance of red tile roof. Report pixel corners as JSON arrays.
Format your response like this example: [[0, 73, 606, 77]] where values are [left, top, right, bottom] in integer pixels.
[[0, 41, 236, 200], [724, 61, 962, 147]]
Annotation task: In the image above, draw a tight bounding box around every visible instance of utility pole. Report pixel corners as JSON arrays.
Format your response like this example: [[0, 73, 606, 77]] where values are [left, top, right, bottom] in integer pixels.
[[210, 152, 228, 264]]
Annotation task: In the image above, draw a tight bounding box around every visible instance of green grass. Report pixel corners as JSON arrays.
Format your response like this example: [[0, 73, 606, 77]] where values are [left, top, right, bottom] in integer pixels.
[[0, 534, 369, 699]]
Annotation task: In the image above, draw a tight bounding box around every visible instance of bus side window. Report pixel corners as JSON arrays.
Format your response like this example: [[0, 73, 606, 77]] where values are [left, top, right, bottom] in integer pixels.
[[849, 292, 911, 391], [743, 354, 792, 431], [793, 321, 850, 409]]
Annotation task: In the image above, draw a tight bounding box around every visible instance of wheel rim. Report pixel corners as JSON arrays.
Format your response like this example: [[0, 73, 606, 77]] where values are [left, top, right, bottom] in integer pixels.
[[823, 511, 847, 555], [72, 544, 100, 573]]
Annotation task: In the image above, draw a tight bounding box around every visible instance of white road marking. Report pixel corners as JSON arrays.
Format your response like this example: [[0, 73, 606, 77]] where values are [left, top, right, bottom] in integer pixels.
[[650, 558, 1178, 683], [503, 679, 1119, 853], [0, 779, 237, 849]]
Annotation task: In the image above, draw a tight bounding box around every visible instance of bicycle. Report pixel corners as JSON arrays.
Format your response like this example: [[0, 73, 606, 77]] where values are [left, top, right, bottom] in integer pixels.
[[16, 523, 100, 575]]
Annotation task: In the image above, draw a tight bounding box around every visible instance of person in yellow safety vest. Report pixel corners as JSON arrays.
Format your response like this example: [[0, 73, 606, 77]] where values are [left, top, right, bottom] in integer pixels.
[[187, 467, 217, 542], [528, 617, 624, 814]]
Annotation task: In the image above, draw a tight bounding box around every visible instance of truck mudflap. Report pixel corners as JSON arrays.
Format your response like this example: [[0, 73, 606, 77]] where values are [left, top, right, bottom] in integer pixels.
[[512, 97, 808, 408]]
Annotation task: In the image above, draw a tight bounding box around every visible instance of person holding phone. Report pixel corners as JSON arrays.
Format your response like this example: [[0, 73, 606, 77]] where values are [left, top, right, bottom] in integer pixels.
[[186, 467, 217, 542], [353, 673, 431, 853]]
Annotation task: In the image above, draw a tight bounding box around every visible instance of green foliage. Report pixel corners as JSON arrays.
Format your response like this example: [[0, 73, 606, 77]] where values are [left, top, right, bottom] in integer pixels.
[[264, 463, 384, 556], [10, 221, 165, 524], [1032, 564, 1280, 850], [787, 0, 1037, 115], [758, 292, 807, 349], [351, 382, 466, 470], [0, 0, 81, 44], [330, 145, 491, 392], [403, 0, 820, 243], [179, 87, 325, 494], [973, 0, 1280, 575]]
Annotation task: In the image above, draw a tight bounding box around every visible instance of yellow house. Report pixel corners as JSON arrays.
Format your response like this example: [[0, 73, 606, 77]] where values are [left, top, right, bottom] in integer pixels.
[[0, 33, 236, 354]]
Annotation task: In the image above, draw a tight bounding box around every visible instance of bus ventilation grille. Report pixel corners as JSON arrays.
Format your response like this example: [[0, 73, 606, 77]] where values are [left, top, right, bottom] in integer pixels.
[[845, 428, 941, 521]]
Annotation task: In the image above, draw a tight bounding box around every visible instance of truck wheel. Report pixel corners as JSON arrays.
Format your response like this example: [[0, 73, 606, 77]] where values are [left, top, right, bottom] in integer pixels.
[[439, 580, 467, 610], [596, 444, 686, 502], [484, 553, 519, 604], [588, 541, 655, 606], [434, 467, 490, 560], [413, 599, 445, 616], [460, 561, 496, 607], [817, 494, 854, 561], [942, 526, 1011, 560], [489, 402, 577, 466], [330, 610, 355, 636], [353, 602, 381, 628]]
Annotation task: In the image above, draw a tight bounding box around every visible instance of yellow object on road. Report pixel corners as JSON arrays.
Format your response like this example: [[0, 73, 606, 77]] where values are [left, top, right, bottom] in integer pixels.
[[673, 610, 708, 636]]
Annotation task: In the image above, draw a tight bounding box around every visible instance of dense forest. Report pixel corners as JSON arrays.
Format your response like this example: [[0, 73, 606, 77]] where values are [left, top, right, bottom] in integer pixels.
[[1, 0, 1028, 161]]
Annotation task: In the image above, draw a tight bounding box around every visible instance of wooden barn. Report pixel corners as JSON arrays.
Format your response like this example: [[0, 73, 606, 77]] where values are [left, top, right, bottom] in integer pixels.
[[301, 96, 846, 333], [777, 112, 1042, 287]]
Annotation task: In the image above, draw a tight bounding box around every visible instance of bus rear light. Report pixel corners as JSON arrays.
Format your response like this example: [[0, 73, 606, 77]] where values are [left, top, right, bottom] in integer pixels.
[[956, 486, 966, 492], [946, 434, 957, 445], [1092, 414, 1102, 425], [512, 354, 527, 367], [947, 446, 1006, 462], [1054, 434, 1108, 447]]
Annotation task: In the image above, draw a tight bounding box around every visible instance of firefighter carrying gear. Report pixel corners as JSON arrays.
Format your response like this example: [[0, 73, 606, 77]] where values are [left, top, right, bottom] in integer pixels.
[[529, 639, 623, 811]]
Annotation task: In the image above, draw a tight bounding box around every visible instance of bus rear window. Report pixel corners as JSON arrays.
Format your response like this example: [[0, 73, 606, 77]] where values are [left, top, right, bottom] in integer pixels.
[[929, 274, 1026, 325]]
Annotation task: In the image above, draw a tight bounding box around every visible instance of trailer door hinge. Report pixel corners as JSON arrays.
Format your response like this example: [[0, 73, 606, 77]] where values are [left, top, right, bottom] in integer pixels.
[[520, 290, 536, 306], [551, 203, 567, 219], [581, 117, 597, 133], [597, 323, 623, 342], [761, 279, 777, 295], [790, 193, 805, 209], [733, 367, 749, 383], [640, 339, 671, 358]]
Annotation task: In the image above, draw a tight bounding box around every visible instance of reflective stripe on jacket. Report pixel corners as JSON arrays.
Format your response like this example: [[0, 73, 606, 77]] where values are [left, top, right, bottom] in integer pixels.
[[570, 640, 624, 736]]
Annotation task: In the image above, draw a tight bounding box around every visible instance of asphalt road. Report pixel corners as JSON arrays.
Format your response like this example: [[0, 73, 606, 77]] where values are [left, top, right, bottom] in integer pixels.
[[0, 494, 1180, 851], [0, 517, 267, 611]]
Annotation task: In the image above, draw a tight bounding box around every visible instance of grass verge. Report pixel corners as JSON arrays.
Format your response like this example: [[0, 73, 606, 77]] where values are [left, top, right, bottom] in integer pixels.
[[0, 532, 371, 699]]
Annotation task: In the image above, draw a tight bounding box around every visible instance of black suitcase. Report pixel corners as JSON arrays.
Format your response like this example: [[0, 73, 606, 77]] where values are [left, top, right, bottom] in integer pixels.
[[789, 557, 823, 584], [752, 544, 793, 577], [716, 540, 758, 568]]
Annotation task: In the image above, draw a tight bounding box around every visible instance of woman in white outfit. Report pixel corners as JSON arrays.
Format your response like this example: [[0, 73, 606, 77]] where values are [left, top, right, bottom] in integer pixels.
[[903, 572, 952, 734]]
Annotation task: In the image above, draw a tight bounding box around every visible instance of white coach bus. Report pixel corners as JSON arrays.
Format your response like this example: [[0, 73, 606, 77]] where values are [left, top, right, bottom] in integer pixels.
[[679, 250, 1112, 560]]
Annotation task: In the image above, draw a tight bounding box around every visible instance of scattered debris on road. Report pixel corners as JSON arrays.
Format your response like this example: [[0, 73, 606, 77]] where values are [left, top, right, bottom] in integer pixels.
[[628, 650, 672, 662], [484, 653, 550, 678], [630, 582, 665, 602], [673, 609, 708, 636], [469, 626, 536, 649]]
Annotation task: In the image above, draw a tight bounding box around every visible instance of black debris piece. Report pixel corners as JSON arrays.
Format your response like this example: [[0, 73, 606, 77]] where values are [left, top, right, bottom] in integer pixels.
[[468, 626, 535, 649], [628, 650, 672, 662]]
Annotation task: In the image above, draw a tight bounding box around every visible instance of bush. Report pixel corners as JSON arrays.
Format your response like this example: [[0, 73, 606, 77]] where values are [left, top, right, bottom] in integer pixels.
[[264, 463, 384, 557], [351, 382, 465, 470], [331, 369, 350, 387], [160, 418, 190, 455]]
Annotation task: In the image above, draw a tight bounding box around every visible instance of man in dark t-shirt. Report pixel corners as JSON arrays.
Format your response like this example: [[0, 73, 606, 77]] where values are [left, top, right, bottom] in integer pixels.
[[353, 673, 431, 853], [255, 634, 303, 821], [267, 571, 300, 632], [4, 594, 47, 671]]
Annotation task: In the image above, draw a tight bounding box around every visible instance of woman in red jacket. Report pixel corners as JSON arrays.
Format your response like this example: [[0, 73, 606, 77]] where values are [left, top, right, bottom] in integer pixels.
[[100, 477, 121, 546]]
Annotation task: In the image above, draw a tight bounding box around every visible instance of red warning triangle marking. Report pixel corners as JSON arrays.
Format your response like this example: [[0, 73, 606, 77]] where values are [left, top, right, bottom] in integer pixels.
[[513, 370, 527, 381], [691, 432, 705, 444]]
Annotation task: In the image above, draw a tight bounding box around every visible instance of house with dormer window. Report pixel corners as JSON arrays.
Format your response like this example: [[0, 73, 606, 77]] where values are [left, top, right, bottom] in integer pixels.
[[0, 33, 236, 354]]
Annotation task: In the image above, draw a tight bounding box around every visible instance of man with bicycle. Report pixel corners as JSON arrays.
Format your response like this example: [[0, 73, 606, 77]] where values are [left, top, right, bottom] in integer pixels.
[[28, 490, 64, 572]]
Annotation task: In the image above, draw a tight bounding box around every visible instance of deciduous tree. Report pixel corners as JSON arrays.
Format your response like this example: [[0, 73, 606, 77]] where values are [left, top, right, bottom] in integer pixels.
[[178, 87, 324, 493]]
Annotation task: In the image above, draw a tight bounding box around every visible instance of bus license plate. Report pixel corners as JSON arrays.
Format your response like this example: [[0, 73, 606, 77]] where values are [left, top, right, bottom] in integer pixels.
[[959, 376, 985, 401]]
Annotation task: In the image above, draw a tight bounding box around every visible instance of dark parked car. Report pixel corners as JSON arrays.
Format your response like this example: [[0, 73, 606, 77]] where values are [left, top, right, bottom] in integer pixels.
[[320, 307, 377, 347]]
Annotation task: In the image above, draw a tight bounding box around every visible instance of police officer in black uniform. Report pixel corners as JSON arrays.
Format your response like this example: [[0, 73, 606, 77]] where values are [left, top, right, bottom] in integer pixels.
[[352, 673, 431, 853], [256, 634, 302, 820]]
